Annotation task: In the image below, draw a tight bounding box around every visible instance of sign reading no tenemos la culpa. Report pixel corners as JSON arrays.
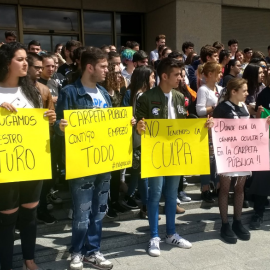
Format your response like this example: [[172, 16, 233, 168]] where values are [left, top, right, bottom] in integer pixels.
[[212, 118, 269, 174], [64, 107, 133, 180], [0, 108, 52, 183], [141, 119, 210, 178]]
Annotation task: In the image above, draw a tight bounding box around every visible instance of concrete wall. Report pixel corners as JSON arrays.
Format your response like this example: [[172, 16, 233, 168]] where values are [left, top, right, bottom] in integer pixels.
[[175, 0, 221, 53], [145, 1, 177, 53]]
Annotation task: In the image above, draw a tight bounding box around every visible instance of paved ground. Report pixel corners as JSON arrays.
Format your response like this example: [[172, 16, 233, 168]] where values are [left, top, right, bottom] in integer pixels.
[[17, 221, 270, 270]]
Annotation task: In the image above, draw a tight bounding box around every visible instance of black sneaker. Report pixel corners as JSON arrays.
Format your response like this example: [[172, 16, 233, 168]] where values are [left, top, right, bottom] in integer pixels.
[[249, 214, 263, 230], [243, 200, 249, 208], [201, 190, 215, 203], [106, 207, 118, 219], [111, 201, 127, 213], [47, 189, 62, 204], [232, 219, 250, 240], [122, 195, 138, 209], [220, 222, 237, 244], [37, 210, 56, 225]]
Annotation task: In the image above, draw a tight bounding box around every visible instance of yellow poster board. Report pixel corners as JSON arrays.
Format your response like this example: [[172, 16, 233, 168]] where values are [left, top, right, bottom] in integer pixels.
[[0, 108, 51, 183], [64, 107, 133, 180], [141, 119, 210, 178]]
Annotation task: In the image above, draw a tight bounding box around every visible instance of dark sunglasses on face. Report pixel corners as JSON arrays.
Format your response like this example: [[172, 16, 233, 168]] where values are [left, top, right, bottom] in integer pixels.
[[33, 65, 44, 71]]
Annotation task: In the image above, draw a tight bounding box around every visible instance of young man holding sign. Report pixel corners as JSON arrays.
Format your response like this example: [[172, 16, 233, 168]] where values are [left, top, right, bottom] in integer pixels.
[[54, 48, 113, 270], [136, 57, 192, 257]]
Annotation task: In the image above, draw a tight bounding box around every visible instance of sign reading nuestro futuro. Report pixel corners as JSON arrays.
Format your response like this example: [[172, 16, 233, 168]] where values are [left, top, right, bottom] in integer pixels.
[[0, 108, 52, 183]]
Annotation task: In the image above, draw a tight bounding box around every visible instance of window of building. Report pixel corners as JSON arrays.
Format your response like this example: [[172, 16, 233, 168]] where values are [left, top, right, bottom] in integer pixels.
[[116, 13, 143, 50], [84, 12, 113, 47], [22, 8, 80, 52], [0, 5, 17, 43], [84, 11, 143, 49], [22, 8, 79, 31]]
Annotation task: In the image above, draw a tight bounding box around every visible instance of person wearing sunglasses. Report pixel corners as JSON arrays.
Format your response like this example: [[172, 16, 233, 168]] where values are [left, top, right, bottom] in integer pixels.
[[196, 61, 223, 203]]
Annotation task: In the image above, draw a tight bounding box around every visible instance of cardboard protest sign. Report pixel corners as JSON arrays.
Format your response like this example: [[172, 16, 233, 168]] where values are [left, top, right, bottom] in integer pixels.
[[141, 119, 210, 178], [0, 108, 51, 183], [212, 118, 269, 174], [64, 107, 133, 180]]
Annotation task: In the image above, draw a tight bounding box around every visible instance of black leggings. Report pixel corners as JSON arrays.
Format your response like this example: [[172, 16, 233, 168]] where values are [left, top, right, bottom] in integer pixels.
[[0, 180, 42, 270], [0, 207, 38, 270]]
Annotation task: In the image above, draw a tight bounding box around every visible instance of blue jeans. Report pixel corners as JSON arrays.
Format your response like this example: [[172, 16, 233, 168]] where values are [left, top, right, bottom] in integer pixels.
[[127, 166, 148, 205], [147, 176, 180, 238], [69, 173, 110, 256]]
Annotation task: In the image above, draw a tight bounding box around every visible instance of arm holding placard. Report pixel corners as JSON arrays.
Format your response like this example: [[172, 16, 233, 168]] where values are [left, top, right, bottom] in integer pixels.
[[0, 102, 56, 124], [0, 102, 17, 112]]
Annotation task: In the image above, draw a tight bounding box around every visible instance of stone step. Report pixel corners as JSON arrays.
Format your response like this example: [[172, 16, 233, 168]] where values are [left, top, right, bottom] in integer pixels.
[[12, 205, 270, 269]]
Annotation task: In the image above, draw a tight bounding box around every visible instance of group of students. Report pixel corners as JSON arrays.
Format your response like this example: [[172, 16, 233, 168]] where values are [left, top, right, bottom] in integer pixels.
[[1, 30, 270, 270]]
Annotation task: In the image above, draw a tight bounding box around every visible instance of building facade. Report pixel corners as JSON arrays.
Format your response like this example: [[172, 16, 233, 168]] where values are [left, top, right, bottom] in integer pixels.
[[0, 0, 270, 54]]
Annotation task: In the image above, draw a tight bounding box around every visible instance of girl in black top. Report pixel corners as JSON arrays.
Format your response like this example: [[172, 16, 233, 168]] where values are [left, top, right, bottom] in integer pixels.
[[213, 78, 251, 244]]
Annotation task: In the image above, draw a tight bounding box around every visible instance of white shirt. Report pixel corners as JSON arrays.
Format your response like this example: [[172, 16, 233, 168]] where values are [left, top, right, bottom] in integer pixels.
[[121, 69, 132, 85], [196, 84, 222, 117], [84, 87, 108, 108], [164, 92, 176, 119], [150, 49, 158, 62], [0, 86, 34, 108]]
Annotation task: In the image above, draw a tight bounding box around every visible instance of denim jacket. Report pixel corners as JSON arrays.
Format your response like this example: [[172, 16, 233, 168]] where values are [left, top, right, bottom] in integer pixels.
[[54, 78, 112, 136]]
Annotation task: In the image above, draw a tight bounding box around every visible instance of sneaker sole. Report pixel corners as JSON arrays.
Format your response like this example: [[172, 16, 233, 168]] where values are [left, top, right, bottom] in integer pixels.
[[165, 241, 192, 249], [83, 260, 113, 270], [148, 251, 160, 257], [232, 231, 251, 240], [220, 232, 237, 244], [70, 263, 83, 270], [37, 218, 56, 225], [249, 224, 261, 230]]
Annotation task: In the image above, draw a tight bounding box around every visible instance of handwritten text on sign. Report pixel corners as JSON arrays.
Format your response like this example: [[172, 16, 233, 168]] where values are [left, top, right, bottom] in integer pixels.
[[64, 107, 133, 180], [141, 119, 210, 178], [212, 118, 269, 174], [0, 108, 51, 183]]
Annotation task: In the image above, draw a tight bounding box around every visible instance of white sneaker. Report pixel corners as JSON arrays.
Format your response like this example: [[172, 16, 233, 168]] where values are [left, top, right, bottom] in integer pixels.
[[148, 237, 161, 257], [176, 197, 181, 204], [70, 253, 83, 270], [165, 233, 192, 249], [179, 191, 191, 202], [84, 251, 113, 269]]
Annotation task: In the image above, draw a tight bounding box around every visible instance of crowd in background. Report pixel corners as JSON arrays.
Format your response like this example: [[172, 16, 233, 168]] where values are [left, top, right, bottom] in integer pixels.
[[1, 29, 270, 270]]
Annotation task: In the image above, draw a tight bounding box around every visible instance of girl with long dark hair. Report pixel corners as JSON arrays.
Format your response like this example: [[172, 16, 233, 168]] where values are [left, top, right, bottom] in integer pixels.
[[222, 59, 241, 87], [0, 42, 56, 270], [122, 66, 155, 218], [242, 64, 264, 115]]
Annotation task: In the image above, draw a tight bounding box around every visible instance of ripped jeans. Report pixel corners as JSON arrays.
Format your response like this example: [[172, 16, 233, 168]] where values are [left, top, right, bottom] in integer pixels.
[[69, 173, 110, 256]]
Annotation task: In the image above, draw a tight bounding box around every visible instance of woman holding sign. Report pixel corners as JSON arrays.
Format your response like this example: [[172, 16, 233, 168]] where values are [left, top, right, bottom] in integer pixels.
[[213, 78, 251, 244], [196, 61, 223, 203], [0, 42, 56, 270]]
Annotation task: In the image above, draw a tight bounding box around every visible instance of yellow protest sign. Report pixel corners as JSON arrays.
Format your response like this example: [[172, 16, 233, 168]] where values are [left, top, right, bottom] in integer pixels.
[[141, 119, 210, 178], [0, 108, 51, 183], [64, 107, 133, 180]]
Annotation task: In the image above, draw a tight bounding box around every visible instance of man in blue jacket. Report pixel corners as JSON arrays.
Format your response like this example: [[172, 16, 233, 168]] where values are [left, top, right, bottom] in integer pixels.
[[54, 47, 113, 270]]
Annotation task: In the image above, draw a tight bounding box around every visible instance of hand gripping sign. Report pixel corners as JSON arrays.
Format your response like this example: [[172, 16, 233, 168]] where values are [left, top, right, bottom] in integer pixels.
[[64, 107, 133, 180], [211, 118, 270, 174], [0, 108, 52, 183], [141, 119, 210, 178]]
